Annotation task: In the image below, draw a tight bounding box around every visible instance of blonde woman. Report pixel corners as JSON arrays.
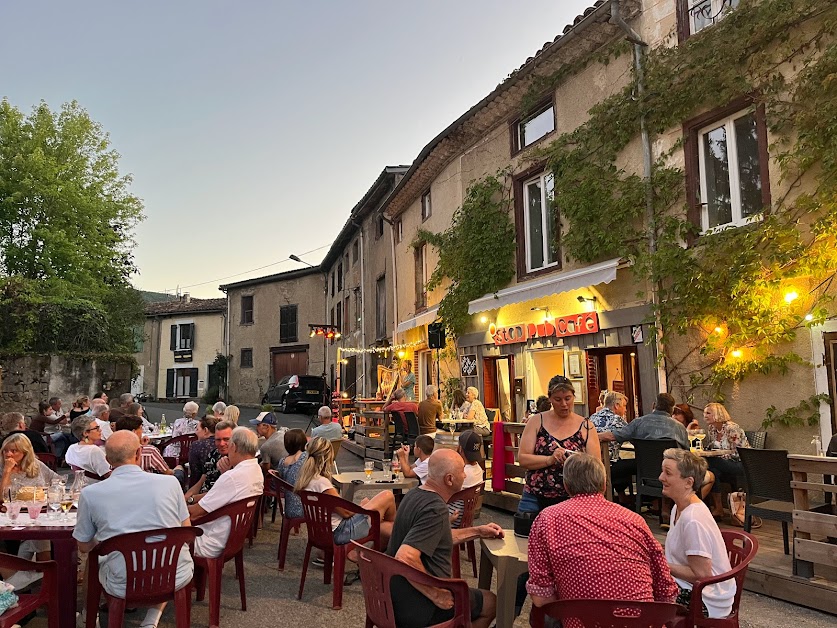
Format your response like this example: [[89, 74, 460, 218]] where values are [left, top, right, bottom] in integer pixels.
[[464, 387, 491, 436], [223, 404, 241, 426], [703, 403, 750, 518], [295, 437, 396, 548]]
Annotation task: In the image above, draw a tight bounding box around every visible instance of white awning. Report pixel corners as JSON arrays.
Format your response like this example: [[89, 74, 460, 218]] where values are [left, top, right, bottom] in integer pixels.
[[468, 258, 621, 314], [396, 304, 440, 333]]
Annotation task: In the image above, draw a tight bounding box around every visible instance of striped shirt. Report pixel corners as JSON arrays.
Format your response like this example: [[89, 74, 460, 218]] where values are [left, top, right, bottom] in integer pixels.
[[141, 444, 171, 474]]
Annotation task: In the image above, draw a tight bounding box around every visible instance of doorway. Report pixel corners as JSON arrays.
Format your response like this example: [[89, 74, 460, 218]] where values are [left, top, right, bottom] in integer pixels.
[[271, 348, 309, 383], [820, 332, 837, 434], [483, 356, 515, 421], [586, 347, 642, 421]]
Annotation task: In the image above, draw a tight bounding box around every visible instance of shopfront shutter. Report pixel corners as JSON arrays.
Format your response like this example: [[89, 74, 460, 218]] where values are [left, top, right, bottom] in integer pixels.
[[170, 325, 177, 350], [189, 368, 198, 398]]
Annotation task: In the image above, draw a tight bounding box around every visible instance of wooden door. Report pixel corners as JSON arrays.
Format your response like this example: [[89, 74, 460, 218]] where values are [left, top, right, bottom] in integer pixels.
[[272, 349, 309, 383]]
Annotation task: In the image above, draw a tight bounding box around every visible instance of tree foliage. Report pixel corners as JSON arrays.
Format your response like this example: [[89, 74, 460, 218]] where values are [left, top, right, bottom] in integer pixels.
[[0, 99, 146, 354]]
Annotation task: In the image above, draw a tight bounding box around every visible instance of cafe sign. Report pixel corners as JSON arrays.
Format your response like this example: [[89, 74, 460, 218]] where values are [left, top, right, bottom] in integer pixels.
[[488, 312, 599, 346]]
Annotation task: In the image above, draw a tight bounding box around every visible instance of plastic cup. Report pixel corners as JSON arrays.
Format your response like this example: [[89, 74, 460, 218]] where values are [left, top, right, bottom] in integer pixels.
[[5, 500, 23, 523], [27, 501, 45, 523]]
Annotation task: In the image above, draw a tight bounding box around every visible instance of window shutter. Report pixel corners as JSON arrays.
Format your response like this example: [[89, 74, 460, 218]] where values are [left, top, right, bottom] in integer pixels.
[[170, 325, 177, 350], [189, 368, 199, 398], [190, 323, 196, 349], [166, 369, 175, 398]]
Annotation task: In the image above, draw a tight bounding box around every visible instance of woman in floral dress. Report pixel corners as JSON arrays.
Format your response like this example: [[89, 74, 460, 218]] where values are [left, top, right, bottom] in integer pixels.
[[703, 402, 750, 518]]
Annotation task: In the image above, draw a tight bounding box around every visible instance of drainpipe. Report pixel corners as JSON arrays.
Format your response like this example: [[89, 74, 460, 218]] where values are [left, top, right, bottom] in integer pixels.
[[381, 213, 399, 350], [223, 291, 230, 400], [610, 0, 667, 393], [352, 217, 367, 397]]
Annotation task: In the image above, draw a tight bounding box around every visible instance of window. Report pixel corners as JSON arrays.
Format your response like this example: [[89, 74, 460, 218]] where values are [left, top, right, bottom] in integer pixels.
[[677, 0, 739, 40], [169, 323, 195, 350], [421, 190, 432, 221], [376, 275, 387, 340], [166, 367, 198, 398], [279, 305, 298, 343], [345, 296, 351, 332], [354, 290, 362, 330], [522, 171, 558, 273], [687, 106, 769, 232], [241, 295, 254, 325], [337, 263, 343, 292], [514, 103, 555, 151], [352, 239, 359, 264], [336, 301, 343, 334], [415, 243, 428, 309], [240, 348, 253, 368], [376, 214, 385, 239], [132, 325, 145, 353], [330, 272, 335, 297], [395, 219, 403, 243]]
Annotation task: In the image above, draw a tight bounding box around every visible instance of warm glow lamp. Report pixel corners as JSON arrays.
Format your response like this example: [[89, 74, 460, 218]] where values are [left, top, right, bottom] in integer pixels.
[[784, 290, 799, 304]]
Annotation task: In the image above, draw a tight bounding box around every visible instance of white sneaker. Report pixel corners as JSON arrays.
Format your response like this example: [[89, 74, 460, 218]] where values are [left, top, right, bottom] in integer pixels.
[[76, 610, 100, 628], [5, 570, 42, 590]]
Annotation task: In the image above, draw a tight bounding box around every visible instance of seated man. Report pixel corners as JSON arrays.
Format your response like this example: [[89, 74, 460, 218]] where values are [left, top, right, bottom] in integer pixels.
[[387, 449, 503, 628], [396, 435, 434, 484], [0, 412, 49, 453], [417, 385, 443, 436], [382, 388, 419, 417], [184, 420, 235, 504], [250, 412, 287, 469], [188, 427, 264, 558], [527, 453, 677, 621], [310, 406, 343, 441], [599, 392, 689, 449], [590, 391, 635, 498], [114, 416, 184, 482], [73, 431, 193, 628]]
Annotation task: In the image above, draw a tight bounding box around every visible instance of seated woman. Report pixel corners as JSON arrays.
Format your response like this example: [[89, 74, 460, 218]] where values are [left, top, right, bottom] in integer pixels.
[[188, 416, 217, 489], [464, 387, 490, 436], [449, 389, 470, 418], [703, 403, 750, 518], [660, 448, 735, 618], [275, 428, 308, 520], [164, 400, 200, 458], [294, 437, 396, 548], [672, 404, 700, 431], [65, 416, 111, 483], [0, 433, 61, 589]]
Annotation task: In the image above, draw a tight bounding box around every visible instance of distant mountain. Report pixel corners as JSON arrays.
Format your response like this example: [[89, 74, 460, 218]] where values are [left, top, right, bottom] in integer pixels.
[[139, 290, 178, 303]]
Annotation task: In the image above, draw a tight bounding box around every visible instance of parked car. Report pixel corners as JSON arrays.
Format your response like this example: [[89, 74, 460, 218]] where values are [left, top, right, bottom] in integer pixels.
[[261, 375, 327, 413]]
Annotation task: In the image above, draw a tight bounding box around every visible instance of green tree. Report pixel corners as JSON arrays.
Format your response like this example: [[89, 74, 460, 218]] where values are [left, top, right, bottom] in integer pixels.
[[0, 99, 146, 354]]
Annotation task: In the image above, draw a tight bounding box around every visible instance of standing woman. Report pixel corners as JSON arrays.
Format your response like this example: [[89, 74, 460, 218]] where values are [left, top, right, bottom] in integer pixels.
[[703, 403, 750, 518], [517, 375, 601, 514], [400, 360, 416, 401]]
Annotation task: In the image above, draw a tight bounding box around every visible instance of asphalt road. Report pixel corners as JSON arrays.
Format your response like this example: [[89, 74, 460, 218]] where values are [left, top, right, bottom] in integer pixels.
[[141, 401, 321, 433]]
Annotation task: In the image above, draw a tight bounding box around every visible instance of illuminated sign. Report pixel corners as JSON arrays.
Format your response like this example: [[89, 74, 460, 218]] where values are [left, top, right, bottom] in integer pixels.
[[488, 312, 599, 346]]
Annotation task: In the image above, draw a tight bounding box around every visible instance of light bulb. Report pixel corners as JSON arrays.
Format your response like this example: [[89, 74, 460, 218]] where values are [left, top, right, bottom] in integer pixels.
[[714, 326, 723, 334], [805, 313, 814, 321], [731, 349, 743, 358], [480, 316, 488, 324], [784, 290, 799, 304]]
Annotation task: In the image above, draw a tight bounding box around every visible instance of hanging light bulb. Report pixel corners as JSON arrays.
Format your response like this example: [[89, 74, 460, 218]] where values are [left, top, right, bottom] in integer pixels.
[[784, 290, 799, 304]]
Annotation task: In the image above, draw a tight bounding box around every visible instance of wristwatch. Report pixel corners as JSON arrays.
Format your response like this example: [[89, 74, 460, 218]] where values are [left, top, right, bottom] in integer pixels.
[[187, 496, 195, 505]]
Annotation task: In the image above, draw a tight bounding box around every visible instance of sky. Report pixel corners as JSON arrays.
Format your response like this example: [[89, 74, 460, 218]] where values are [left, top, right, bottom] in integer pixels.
[[1, 0, 595, 298]]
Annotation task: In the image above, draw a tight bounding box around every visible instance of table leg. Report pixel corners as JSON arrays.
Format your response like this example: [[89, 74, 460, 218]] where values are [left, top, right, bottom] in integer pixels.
[[494, 556, 520, 628], [344, 484, 357, 503], [52, 537, 78, 628], [477, 542, 494, 589]]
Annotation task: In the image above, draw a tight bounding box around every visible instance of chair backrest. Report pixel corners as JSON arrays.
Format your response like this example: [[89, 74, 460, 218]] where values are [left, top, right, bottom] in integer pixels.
[[354, 543, 470, 628], [35, 452, 57, 471], [403, 412, 420, 438], [330, 439, 343, 462], [268, 470, 302, 520], [164, 434, 197, 466], [486, 408, 498, 423], [391, 411, 407, 440], [633, 439, 678, 487], [90, 527, 202, 605], [447, 483, 482, 529], [530, 599, 685, 628], [744, 430, 767, 450], [263, 466, 281, 498], [195, 496, 260, 561], [737, 448, 794, 503], [299, 490, 380, 551]]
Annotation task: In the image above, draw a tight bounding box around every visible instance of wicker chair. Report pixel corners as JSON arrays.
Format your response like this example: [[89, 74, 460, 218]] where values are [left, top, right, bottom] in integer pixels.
[[737, 448, 794, 554], [744, 430, 767, 450], [633, 439, 679, 523]]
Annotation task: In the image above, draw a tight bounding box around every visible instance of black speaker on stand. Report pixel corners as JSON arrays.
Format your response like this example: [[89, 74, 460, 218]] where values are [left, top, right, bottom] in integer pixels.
[[428, 322, 446, 349]]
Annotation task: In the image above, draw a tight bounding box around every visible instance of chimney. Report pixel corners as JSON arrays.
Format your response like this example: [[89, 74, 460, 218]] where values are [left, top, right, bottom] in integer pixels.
[[183, 292, 191, 303]]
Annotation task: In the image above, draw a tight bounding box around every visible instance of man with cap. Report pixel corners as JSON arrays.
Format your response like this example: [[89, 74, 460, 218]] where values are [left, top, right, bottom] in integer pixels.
[[250, 411, 287, 469], [448, 430, 484, 526], [310, 406, 343, 441]]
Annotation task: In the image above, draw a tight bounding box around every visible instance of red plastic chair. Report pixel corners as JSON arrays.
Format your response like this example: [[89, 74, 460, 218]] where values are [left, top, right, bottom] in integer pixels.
[[85, 527, 201, 628], [0, 553, 58, 628], [35, 451, 58, 471], [681, 529, 758, 628], [447, 483, 482, 578], [530, 599, 686, 628], [267, 470, 305, 571], [247, 467, 281, 547], [193, 496, 260, 627], [297, 490, 380, 610], [353, 542, 471, 628], [163, 434, 198, 468]]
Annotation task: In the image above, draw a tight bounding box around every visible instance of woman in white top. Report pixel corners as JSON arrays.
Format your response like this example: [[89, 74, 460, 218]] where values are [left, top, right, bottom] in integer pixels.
[[464, 387, 490, 436], [65, 416, 110, 482], [660, 448, 734, 618], [165, 400, 200, 458], [294, 437, 396, 548]]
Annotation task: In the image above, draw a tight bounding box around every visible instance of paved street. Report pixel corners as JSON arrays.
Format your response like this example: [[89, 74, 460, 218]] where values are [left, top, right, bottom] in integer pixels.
[[142, 401, 322, 434]]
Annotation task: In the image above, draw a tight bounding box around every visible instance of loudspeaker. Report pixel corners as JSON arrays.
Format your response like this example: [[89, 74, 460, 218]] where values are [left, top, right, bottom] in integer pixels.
[[427, 322, 446, 349]]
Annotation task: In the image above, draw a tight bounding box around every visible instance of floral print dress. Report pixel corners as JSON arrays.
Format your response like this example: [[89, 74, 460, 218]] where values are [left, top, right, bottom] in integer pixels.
[[524, 415, 590, 501], [707, 421, 750, 460]]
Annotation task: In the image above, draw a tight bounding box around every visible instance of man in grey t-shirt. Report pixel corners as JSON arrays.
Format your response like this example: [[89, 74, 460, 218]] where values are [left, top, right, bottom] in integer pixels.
[[599, 392, 689, 449], [249, 412, 287, 468]]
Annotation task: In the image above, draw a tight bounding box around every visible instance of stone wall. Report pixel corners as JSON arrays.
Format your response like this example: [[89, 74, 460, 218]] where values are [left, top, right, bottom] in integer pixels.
[[0, 355, 133, 416]]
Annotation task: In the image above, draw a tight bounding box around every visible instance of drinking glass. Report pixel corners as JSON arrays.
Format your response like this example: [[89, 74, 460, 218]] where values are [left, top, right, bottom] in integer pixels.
[[5, 501, 22, 523], [382, 461, 392, 482], [694, 429, 706, 451], [448, 420, 456, 436], [391, 457, 401, 479], [60, 489, 73, 522], [364, 461, 374, 483], [27, 501, 45, 524], [47, 486, 62, 520]]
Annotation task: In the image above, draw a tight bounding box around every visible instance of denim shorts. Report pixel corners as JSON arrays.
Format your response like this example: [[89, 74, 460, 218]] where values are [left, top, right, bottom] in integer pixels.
[[333, 513, 371, 545]]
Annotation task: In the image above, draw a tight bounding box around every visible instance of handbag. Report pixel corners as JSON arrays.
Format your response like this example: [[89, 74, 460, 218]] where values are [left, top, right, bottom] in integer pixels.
[[728, 491, 761, 528], [0, 581, 18, 614]]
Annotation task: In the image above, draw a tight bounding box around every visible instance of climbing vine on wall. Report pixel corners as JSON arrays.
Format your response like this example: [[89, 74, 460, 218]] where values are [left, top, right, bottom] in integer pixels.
[[533, 0, 837, 400], [418, 175, 516, 337]]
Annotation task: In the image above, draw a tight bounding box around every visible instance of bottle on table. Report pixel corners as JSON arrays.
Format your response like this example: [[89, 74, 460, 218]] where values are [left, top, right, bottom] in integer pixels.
[[160, 413, 167, 434]]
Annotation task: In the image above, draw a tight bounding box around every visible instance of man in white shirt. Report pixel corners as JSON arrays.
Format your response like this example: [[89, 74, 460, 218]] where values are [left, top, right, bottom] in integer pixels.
[[74, 430, 193, 628], [188, 426, 264, 558], [397, 435, 434, 484], [311, 405, 343, 440], [89, 400, 113, 440]]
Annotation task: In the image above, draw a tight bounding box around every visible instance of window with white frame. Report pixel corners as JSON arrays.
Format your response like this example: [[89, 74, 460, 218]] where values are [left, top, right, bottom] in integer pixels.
[[395, 219, 403, 243], [697, 109, 764, 231], [421, 190, 432, 221], [515, 103, 555, 151], [523, 172, 558, 272], [686, 0, 739, 36]]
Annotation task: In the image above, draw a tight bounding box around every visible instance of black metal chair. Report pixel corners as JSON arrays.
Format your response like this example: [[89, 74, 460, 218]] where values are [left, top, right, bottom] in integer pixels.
[[632, 439, 678, 523], [744, 430, 767, 450], [403, 411, 420, 445], [738, 447, 795, 554], [391, 411, 408, 447], [826, 434, 837, 505]]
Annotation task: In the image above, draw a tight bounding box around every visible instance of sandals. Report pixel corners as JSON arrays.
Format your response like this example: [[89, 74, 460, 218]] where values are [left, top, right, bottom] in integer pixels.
[[343, 570, 361, 586]]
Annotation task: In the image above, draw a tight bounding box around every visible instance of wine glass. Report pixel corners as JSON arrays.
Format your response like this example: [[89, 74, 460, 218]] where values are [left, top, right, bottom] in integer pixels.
[[5, 500, 22, 524], [693, 429, 707, 451], [364, 461, 374, 483], [60, 489, 73, 522], [448, 420, 456, 437], [27, 501, 45, 524], [48, 486, 62, 520]]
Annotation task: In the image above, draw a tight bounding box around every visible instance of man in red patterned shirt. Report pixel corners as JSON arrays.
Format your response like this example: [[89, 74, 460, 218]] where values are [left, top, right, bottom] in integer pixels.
[[527, 453, 677, 621]]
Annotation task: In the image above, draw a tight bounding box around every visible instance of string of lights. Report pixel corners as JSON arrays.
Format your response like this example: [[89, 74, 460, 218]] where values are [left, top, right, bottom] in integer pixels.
[[340, 341, 423, 355]]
